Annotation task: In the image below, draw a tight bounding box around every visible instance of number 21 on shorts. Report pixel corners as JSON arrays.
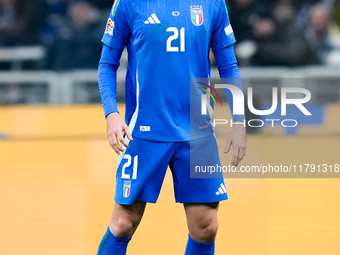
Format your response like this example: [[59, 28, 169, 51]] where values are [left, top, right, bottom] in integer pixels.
[[121, 155, 138, 179]]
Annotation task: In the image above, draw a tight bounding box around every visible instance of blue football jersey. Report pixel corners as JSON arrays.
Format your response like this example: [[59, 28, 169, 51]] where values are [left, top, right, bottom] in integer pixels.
[[102, 0, 236, 142]]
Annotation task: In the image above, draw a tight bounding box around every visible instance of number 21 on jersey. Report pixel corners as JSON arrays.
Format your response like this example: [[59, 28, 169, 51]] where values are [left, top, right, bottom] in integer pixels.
[[166, 27, 185, 52]]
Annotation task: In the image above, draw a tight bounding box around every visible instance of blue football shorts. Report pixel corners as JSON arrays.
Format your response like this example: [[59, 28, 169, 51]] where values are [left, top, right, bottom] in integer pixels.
[[114, 134, 228, 205]]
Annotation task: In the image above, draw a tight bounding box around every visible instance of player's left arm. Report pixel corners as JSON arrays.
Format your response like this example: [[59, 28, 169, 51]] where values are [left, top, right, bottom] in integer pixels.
[[210, 0, 246, 167], [213, 45, 247, 167], [225, 123, 246, 167]]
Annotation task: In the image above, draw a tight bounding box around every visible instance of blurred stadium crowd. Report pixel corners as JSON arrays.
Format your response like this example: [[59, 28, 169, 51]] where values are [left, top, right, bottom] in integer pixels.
[[1, 0, 340, 71], [0, 0, 340, 105], [229, 0, 340, 66], [0, 0, 112, 70]]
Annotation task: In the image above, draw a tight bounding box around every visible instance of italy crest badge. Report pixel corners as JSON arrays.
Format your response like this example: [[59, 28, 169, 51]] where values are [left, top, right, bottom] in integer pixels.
[[191, 6, 203, 26]]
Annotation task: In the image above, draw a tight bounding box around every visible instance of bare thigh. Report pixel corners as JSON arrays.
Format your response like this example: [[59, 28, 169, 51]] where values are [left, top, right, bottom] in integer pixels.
[[184, 202, 219, 242], [109, 200, 146, 239]]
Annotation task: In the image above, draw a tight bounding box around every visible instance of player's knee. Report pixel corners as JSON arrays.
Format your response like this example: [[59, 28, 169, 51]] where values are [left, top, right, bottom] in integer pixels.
[[198, 221, 218, 242], [190, 217, 219, 243], [110, 217, 135, 239]]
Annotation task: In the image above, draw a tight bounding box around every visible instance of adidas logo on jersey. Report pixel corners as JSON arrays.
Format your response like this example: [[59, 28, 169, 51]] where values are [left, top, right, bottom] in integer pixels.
[[144, 13, 161, 24], [215, 183, 227, 195]]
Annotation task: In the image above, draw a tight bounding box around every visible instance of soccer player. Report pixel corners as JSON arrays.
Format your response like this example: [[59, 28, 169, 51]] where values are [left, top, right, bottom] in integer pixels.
[[97, 0, 246, 254]]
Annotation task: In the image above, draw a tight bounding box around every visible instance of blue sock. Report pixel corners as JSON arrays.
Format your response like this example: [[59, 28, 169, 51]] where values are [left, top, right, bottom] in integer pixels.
[[97, 226, 131, 255], [185, 234, 215, 255]]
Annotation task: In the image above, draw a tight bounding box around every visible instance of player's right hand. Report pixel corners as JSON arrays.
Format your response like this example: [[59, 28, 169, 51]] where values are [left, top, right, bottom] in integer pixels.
[[106, 112, 133, 154]]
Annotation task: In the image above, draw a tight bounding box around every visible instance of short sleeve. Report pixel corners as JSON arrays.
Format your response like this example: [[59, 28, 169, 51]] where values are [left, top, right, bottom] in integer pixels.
[[101, 0, 130, 52], [210, 0, 236, 52]]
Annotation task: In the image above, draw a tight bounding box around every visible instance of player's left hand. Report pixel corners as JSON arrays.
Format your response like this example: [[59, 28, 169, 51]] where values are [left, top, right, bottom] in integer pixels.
[[224, 122, 247, 167]]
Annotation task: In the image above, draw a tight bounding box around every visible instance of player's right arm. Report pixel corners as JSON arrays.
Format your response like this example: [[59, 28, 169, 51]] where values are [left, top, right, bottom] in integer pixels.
[[106, 112, 132, 154], [99, 45, 133, 154], [98, 0, 131, 154]]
